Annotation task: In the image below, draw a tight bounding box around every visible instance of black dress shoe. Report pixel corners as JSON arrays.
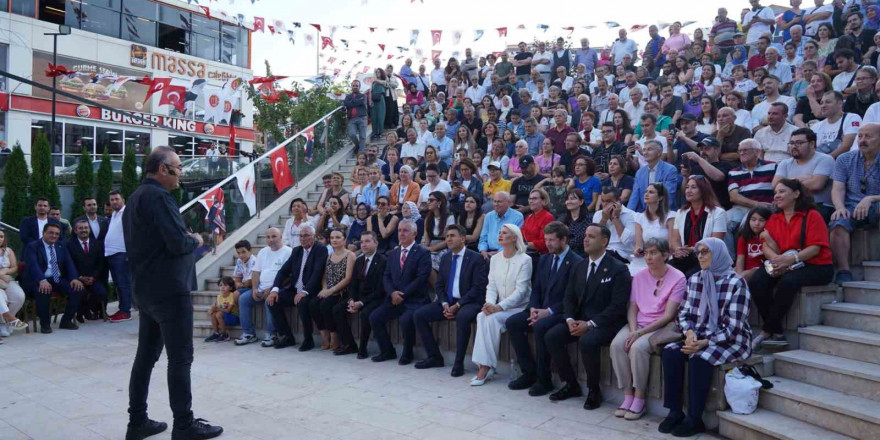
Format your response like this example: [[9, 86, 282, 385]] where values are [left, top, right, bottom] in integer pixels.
[[583, 389, 603, 410], [59, 321, 79, 330], [450, 362, 464, 377], [273, 335, 297, 349], [40, 326, 53, 334], [508, 374, 537, 391], [76, 314, 85, 324], [371, 350, 397, 362], [414, 356, 444, 369], [357, 349, 370, 359], [298, 337, 315, 352], [334, 344, 359, 356], [528, 381, 554, 397], [398, 354, 414, 366], [170, 418, 223, 440], [671, 419, 706, 437], [658, 411, 686, 434], [126, 419, 168, 440], [549, 383, 583, 401]]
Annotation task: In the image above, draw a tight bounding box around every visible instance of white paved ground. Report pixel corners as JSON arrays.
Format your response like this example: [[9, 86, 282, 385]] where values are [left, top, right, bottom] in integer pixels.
[[0, 311, 725, 440]]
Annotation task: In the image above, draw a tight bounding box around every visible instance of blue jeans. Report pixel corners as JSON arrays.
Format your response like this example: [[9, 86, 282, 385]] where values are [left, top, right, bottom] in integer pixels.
[[347, 116, 367, 152], [238, 288, 274, 336], [108, 253, 133, 314]]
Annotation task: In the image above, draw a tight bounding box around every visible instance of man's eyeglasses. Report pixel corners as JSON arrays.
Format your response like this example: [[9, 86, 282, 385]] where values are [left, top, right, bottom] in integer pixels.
[[788, 140, 809, 147]]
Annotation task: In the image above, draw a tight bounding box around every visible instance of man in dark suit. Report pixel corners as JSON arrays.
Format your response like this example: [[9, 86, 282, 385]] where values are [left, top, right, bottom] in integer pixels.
[[369, 219, 431, 364], [544, 223, 632, 410], [21, 222, 84, 333], [66, 219, 107, 322], [413, 224, 488, 376], [266, 224, 328, 351], [20, 198, 63, 246], [507, 221, 584, 395], [123, 147, 222, 440], [73, 197, 109, 242], [331, 230, 387, 358]]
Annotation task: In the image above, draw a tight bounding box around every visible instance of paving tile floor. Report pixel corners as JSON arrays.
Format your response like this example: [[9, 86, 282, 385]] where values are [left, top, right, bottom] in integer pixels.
[[0, 311, 726, 440]]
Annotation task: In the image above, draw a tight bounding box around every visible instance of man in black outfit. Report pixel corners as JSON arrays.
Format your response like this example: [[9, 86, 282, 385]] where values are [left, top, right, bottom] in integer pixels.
[[266, 224, 328, 351], [544, 223, 632, 410], [124, 146, 222, 440], [73, 197, 109, 242], [331, 230, 387, 358], [66, 220, 107, 322], [507, 222, 583, 395], [413, 224, 487, 376]]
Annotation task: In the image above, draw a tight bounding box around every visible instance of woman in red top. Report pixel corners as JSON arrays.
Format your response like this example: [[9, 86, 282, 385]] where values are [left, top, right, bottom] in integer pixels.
[[521, 189, 554, 255], [749, 179, 834, 349]]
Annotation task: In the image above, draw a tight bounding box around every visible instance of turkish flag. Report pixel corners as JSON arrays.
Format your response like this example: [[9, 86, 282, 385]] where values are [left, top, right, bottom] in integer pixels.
[[496, 27, 507, 37], [269, 148, 293, 192], [253, 17, 265, 33], [431, 30, 442, 45], [143, 78, 171, 104], [159, 85, 187, 113], [431, 50, 442, 61], [321, 36, 334, 49], [228, 122, 236, 156]]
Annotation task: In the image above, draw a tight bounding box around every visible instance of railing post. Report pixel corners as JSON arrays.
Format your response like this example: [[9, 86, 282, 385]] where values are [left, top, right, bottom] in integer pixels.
[[294, 128, 299, 189]]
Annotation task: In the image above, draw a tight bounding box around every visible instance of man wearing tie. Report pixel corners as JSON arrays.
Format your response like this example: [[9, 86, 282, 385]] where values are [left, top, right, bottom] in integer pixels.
[[413, 224, 488, 377], [544, 223, 632, 410], [506, 221, 583, 395], [266, 224, 328, 350], [73, 197, 109, 242], [369, 220, 431, 364], [331, 230, 387, 358], [21, 222, 84, 333], [66, 219, 107, 322]]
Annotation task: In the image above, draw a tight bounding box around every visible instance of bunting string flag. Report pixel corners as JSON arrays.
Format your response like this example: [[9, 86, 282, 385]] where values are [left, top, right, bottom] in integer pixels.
[[236, 163, 257, 216], [431, 30, 442, 45]]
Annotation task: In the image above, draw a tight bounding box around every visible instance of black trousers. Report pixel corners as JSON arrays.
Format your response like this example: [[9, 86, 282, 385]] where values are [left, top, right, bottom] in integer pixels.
[[662, 345, 714, 425], [413, 302, 481, 364], [369, 300, 424, 356], [32, 279, 81, 327], [332, 299, 383, 348], [77, 280, 108, 318], [545, 321, 619, 390], [308, 294, 341, 332], [506, 310, 565, 385], [128, 295, 194, 430], [748, 264, 834, 335], [267, 289, 316, 340]]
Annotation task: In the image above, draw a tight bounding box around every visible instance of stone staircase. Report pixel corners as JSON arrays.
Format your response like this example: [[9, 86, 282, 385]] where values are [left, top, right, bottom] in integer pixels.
[[718, 231, 880, 440]]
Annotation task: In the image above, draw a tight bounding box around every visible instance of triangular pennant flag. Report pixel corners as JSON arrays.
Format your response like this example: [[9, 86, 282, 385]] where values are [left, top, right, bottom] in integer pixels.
[[562, 26, 574, 34], [431, 29, 442, 45], [605, 21, 620, 28], [474, 30, 484, 41], [378, 43, 385, 52], [199, 6, 211, 19], [410, 29, 419, 45], [537, 24, 549, 32], [431, 50, 442, 61], [311, 23, 321, 32], [453, 31, 462, 44], [288, 30, 295, 44], [252, 17, 264, 32], [496, 27, 507, 37], [321, 36, 334, 49], [630, 24, 648, 32], [143, 78, 171, 104], [369, 27, 376, 32]]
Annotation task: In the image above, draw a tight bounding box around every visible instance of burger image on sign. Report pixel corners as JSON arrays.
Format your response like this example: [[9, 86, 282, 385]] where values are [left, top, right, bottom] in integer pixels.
[[83, 82, 109, 102], [59, 76, 85, 93], [76, 104, 91, 118], [108, 85, 128, 100], [204, 123, 215, 135]]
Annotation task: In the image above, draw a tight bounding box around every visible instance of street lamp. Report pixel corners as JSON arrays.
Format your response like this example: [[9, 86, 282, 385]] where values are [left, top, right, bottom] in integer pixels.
[[44, 24, 71, 174]]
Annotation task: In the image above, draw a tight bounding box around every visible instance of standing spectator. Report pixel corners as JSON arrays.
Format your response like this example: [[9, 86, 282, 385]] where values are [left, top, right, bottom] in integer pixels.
[[383, 65, 400, 131], [773, 127, 837, 218], [805, 0, 835, 37], [781, 0, 807, 41], [369, 68, 388, 140], [513, 42, 534, 85], [611, 29, 639, 66], [575, 38, 599, 81], [430, 58, 446, 93], [105, 191, 132, 323], [236, 229, 289, 346], [73, 197, 108, 242], [551, 37, 572, 75], [531, 41, 553, 83], [743, 0, 777, 47], [644, 26, 667, 77], [19, 198, 62, 246], [754, 103, 797, 162], [710, 8, 739, 59], [344, 80, 368, 152]]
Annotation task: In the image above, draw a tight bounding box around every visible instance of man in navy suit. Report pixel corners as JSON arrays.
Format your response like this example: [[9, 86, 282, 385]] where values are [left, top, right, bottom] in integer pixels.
[[413, 224, 488, 376], [19, 198, 64, 246], [66, 219, 107, 321], [21, 222, 84, 333], [73, 197, 109, 242], [370, 219, 431, 364], [507, 221, 584, 395], [545, 223, 632, 410], [266, 224, 328, 350]]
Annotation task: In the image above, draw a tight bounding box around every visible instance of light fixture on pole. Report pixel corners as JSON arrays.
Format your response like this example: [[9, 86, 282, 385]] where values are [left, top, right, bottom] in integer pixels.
[[44, 24, 71, 175]]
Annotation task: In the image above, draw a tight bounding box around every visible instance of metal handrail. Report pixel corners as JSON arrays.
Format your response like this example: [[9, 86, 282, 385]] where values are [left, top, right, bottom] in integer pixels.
[[177, 106, 344, 213], [0, 221, 20, 233]]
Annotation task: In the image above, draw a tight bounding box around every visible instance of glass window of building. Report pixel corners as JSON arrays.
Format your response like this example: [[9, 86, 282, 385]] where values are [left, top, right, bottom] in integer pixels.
[[11, 0, 37, 17], [31, 120, 63, 166], [124, 130, 150, 155], [191, 32, 218, 62], [64, 123, 94, 166], [170, 135, 194, 157], [81, 3, 122, 38], [38, 0, 67, 25], [220, 24, 243, 67], [122, 0, 156, 19], [97, 127, 124, 157], [123, 13, 158, 46], [158, 5, 189, 53], [0, 44, 7, 92]]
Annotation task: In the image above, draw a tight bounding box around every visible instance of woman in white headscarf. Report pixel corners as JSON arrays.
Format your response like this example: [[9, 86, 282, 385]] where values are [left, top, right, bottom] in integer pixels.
[[469, 224, 532, 386], [658, 237, 752, 438]]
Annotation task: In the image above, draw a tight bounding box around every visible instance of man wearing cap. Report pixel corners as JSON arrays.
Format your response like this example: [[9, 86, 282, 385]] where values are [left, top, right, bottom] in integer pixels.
[[484, 162, 512, 200], [671, 113, 709, 165], [754, 102, 797, 162], [510, 156, 547, 214], [680, 137, 735, 210]]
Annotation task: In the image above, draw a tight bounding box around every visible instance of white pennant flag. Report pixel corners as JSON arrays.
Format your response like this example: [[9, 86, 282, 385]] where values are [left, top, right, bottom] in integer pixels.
[[236, 163, 257, 216]]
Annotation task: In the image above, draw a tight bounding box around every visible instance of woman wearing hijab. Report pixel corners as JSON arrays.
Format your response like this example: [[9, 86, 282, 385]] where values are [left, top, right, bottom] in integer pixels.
[[470, 224, 532, 386], [658, 237, 752, 438], [721, 45, 748, 78], [346, 203, 370, 251], [400, 201, 424, 244]]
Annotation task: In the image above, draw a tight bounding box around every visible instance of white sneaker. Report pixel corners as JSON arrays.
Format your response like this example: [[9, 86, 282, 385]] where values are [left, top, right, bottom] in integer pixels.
[[0, 324, 9, 337], [260, 335, 276, 347], [235, 334, 258, 346]]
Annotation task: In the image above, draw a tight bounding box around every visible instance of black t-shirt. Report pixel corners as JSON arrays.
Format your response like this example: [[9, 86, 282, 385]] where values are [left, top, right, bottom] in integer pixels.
[[662, 96, 685, 118], [511, 174, 547, 207], [795, 97, 819, 125], [461, 117, 483, 136], [690, 160, 734, 210], [673, 132, 709, 167], [416, 161, 450, 181], [514, 51, 534, 75], [559, 148, 590, 176], [746, 88, 765, 111], [844, 93, 878, 118]]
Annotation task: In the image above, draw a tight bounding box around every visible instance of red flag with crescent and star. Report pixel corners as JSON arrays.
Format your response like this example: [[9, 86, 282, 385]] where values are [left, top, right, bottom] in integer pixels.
[[269, 148, 294, 192], [159, 85, 187, 113], [302, 125, 315, 164], [143, 78, 171, 104]]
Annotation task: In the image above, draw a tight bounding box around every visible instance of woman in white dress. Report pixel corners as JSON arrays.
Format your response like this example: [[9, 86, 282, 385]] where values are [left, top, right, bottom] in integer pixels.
[[470, 224, 532, 386], [630, 183, 674, 273], [0, 229, 28, 340]]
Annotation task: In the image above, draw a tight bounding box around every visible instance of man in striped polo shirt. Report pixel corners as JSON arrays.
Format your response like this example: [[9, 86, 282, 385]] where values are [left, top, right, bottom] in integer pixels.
[[725, 139, 778, 255]]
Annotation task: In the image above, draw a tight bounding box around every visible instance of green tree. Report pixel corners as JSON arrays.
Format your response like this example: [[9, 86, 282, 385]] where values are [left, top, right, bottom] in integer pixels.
[[121, 146, 138, 198], [70, 149, 95, 218], [29, 132, 60, 208], [1, 143, 30, 228], [139, 146, 151, 181], [95, 147, 113, 210]]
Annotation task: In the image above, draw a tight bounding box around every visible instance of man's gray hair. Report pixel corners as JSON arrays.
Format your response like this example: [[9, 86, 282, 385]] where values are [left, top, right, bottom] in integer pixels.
[[644, 140, 663, 152], [739, 139, 762, 151], [718, 106, 737, 117], [299, 224, 315, 235], [399, 219, 417, 233], [144, 146, 176, 174], [435, 122, 447, 130]]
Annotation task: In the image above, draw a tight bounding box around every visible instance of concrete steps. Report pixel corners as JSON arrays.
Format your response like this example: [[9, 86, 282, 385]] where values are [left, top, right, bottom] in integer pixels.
[[773, 350, 880, 402], [863, 261, 880, 282], [822, 303, 880, 333], [798, 325, 880, 364], [718, 410, 855, 440], [842, 281, 880, 306]]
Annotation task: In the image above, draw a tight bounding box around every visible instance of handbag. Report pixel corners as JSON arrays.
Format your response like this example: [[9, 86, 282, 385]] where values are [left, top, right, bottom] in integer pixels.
[[371, 84, 385, 103], [647, 321, 684, 354]]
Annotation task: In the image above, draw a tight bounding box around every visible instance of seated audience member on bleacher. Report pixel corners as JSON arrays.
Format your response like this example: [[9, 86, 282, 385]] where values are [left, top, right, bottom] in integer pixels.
[[66, 220, 107, 322], [22, 223, 84, 333], [478, 191, 525, 258], [725, 139, 776, 254], [332, 231, 387, 359], [413, 224, 487, 377], [236, 228, 290, 347], [265, 225, 328, 350], [506, 221, 583, 395], [829, 123, 880, 284], [659, 237, 751, 438], [593, 187, 637, 264], [749, 179, 833, 349], [627, 140, 679, 212], [670, 176, 727, 277], [772, 127, 836, 220]]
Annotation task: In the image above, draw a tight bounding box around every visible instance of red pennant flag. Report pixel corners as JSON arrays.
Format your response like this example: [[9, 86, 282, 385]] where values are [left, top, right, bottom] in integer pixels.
[[496, 27, 507, 37], [143, 78, 171, 104], [44, 63, 74, 78], [311, 23, 321, 32], [563, 26, 575, 33], [199, 6, 211, 19], [269, 148, 294, 192], [431, 30, 442, 45], [328, 57, 336, 64], [248, 76, 288, 85], [387, 54, 393, 59], [333, 69, 340, 75], [630, 24, 648, 32], [362, 66, 369, 74], [369, 27, 376, 32], [321, 36, 334, 49], [431, 50, 442, 61], [268, 25, 276, 34], [158, 85, 187, 113], [421, 57, 427, 64], [253, 17, 265, 33], [378, 43, 385, 52], [228, 122, 236, 155]]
